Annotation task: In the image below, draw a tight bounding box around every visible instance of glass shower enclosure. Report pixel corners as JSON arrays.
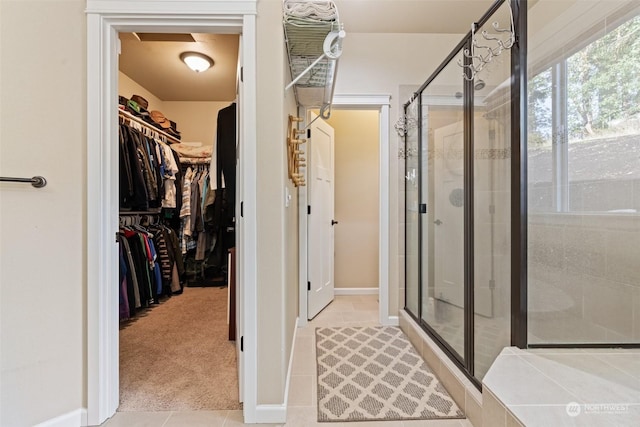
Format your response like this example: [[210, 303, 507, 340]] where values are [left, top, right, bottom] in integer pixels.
[[404, 0, 514, 383], [404, 0, 640, 387]]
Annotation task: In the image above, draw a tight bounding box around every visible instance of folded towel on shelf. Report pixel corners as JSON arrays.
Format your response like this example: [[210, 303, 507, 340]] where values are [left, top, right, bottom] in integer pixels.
[[283, 0, 337, 22], [170, 144, 212, 159]]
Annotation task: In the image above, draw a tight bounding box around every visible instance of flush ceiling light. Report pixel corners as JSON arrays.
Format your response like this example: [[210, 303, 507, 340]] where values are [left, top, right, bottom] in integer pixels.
[[180, 52, 214, 72]]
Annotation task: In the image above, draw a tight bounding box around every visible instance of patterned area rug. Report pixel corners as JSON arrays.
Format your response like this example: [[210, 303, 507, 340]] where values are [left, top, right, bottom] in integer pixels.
[[316, 326, 464, 422]]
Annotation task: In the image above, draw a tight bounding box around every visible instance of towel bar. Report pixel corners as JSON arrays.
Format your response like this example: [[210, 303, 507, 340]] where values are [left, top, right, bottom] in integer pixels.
[[0, 176, 47, 188]]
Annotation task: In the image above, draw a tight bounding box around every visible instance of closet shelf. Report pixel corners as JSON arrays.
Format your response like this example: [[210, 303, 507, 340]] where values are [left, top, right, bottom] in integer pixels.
[[283, 0, 345, 118], [119, 109, 181, 145]]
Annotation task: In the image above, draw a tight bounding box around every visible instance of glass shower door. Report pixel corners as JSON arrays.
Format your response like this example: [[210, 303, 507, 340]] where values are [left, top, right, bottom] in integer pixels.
[[420, 50, 466, 360], [405, 99, 420, 317]]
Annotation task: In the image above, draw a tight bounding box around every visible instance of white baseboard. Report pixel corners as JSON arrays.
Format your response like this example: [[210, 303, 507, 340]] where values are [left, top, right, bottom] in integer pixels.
[[255, 404, 287, 423], [386, 315, 399, 326], [35, 408, 87, 427], [255, 317, 298, 424], [334, 287, 378, 296], [283, 317, 298, 411]]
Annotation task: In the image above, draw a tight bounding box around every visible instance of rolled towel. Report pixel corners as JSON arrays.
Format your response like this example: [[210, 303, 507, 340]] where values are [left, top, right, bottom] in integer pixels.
[[283, 0, 337, 21]]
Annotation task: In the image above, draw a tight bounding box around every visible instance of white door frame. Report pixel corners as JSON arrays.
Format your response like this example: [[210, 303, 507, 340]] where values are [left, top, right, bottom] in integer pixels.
[[298, 94, 391, 327], [86, 1, 258, 425]]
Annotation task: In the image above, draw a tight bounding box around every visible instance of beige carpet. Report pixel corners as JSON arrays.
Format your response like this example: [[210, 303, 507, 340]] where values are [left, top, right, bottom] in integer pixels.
[[316, 326, 464, 422], [119, 287, 241, 411]]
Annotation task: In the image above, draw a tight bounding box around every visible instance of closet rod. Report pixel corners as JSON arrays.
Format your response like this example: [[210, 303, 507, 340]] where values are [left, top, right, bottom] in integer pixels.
[[180, 157, 211, 165], [119, 109, 181, 145], [0, 176, 47, 188], [119, 209, 162, 215]]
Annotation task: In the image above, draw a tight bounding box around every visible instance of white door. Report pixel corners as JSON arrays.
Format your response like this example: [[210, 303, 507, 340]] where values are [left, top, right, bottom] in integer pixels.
[[234, 35, 244, 403], [307, 112, 335, 319]]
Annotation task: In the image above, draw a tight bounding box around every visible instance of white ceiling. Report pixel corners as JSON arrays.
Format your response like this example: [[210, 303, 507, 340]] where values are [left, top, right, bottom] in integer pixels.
[[337, 0, 495, 33], [118, 0, 496, 102], [119, 33, 240, 102]]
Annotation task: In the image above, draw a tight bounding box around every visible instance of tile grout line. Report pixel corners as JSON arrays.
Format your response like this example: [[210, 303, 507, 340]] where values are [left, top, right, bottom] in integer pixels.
[[517, 354, 586, 404]]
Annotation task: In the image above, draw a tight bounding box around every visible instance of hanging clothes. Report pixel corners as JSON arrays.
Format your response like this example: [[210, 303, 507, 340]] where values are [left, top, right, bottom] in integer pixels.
[[119, 122, 183, 211], [216, 102, 237, 221], [203, 102, 237, 279], [119, 111, 227, 290], [117, 220, 185, 320]]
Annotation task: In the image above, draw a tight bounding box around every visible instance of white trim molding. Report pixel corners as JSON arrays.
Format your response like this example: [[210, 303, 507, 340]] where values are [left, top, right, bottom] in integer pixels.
[[280, 317, 299, 422], [239, 13, 259, 424], [297, 114, 309, 328], [254, 404, 287, 424], [86, 1, 256, 15], [34, 409, 87, 427], [376, 100, 391, 326], [332, 94, 392, 108], [86, 2, 257, 425], [334, 287, 379, 295]]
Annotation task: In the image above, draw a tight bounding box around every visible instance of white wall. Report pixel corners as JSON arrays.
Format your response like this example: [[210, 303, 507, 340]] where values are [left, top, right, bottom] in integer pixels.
[[256, 0, 298, 405], [162, 101, 232, 146], [283, 70, 299, 403], [325, 110, 379, 289], [0, 1, 85, 426], [334, 32, 464, 316], [119, 71, 164, 110]]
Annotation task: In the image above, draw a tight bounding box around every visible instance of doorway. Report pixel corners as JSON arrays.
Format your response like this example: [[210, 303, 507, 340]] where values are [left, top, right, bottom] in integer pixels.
[[116, 32, 241, 412], [86, 4, 258, 425], [298, 95, 392, 327]]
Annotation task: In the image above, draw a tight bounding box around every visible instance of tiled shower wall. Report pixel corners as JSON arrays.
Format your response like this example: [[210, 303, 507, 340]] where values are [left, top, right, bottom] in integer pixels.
[[529, 212, 640, 343]]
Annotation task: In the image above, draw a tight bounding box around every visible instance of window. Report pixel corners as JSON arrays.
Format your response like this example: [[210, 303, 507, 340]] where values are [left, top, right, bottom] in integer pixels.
[[528, 14, 640, 213]]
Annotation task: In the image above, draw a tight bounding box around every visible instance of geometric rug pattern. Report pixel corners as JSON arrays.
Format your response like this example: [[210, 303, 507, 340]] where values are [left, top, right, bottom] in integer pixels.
[[316, 326, 464, 422]]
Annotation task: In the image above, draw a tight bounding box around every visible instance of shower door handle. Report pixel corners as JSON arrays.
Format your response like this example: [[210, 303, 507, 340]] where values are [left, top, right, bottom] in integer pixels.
[[434, 219, 443, 225]]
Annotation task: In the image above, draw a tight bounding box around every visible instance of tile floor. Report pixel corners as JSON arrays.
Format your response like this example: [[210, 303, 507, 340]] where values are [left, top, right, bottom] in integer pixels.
[[102, 295, 473, 427]]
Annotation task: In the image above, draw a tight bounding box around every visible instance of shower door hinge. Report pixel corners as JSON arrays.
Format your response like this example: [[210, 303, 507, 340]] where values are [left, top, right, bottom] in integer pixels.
[[307, 129, 311, 138], [240, 67, 244, 82], [419, 203, 427, 214], [307, 205, 311, 215], [307, 281, 311, 291], [240, 201, 244, 217], [240, 336, 244, 351]]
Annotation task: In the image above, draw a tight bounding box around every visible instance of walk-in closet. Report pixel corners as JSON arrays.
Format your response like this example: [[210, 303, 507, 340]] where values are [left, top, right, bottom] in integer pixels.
[[116, 32, 241, 412]]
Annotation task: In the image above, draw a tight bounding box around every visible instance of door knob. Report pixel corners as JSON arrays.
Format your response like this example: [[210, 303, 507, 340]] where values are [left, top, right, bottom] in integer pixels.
[[434, 219, 443, 225], [331, 220, 339, 226]]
